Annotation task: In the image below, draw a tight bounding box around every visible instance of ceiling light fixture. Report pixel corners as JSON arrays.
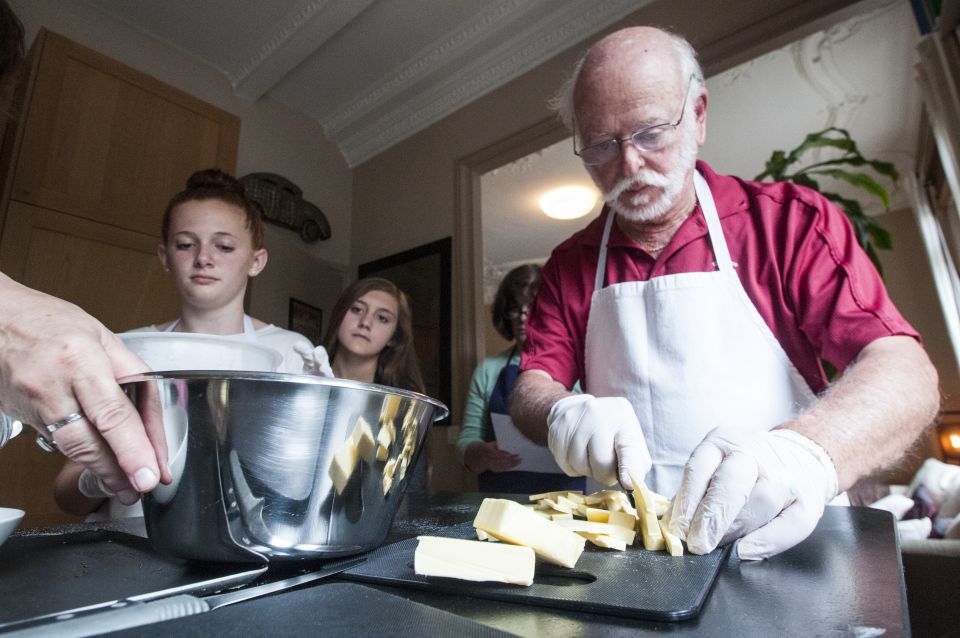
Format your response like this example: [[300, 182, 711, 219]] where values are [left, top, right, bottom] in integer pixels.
[[539, 185, 598, 220]]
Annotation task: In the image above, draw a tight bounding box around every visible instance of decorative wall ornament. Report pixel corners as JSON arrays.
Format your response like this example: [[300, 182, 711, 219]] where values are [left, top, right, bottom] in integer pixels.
[[239, 173, 331, 243]]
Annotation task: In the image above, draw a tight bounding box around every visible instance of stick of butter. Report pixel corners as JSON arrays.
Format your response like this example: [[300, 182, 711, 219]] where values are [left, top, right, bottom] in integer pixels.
[[415, 536, 534, 586], [474, 498, 585, 568]]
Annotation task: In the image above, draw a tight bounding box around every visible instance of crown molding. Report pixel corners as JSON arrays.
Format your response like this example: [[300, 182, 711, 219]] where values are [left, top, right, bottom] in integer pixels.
[[231, 0, 374, 101], [333, 0, 644, 166]]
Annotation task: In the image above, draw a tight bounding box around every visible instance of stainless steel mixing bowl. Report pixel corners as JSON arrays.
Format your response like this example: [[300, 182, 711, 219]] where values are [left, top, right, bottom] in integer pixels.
[[120, 371, 448, 563]]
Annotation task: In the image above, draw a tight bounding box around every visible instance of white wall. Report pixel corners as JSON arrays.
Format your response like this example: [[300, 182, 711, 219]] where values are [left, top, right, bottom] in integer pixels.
[[12, 0, 351, 331]]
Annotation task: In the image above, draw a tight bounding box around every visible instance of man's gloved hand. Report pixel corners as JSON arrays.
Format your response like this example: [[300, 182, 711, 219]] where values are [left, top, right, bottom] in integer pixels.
[[294, 343, 334, 377], [546, 394, 651, 487], [664, 427, 838, 560]]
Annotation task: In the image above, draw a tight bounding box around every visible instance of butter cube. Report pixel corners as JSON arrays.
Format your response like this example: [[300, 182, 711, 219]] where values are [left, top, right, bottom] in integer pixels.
[[585, 507, 610, 523], [353, 417, 375, 461], [584, 533, 627, 551], [380, 395, 402, 425], [382, 473, 393, 495], [377, 423, 394, 449], [474, 498, 585, 568], [415, 536, 534, 586], [529, 490, 582, 502], [554, 519, 636, 545], [639, 510, 666, 551], [659, 519, 684, 556], [329, 439, 359, 495], [607, 510, 638, 531]]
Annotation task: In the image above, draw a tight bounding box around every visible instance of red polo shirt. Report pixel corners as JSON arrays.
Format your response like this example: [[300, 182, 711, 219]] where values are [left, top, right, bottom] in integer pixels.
[[521, 161, 918, 394]]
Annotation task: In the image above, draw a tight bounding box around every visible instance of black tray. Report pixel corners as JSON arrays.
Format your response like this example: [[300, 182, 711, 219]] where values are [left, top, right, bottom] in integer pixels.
[[0, 530, 263, 624], [335, 523, 730, 621]]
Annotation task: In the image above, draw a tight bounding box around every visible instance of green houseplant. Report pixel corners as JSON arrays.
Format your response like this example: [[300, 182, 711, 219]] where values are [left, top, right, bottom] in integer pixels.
[[754, 126, 899, 277]]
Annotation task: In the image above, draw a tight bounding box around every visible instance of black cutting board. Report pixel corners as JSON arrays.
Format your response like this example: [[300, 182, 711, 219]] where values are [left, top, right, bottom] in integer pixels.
[[335, 523, 731, 622], [101, 582, 515, 637], [0, 530, 263, 624]]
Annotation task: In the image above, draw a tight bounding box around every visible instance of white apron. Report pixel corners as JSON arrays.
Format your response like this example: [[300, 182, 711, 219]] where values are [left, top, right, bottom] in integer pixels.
[[165, 314, 257, 340], [584, 171, 816, 496]]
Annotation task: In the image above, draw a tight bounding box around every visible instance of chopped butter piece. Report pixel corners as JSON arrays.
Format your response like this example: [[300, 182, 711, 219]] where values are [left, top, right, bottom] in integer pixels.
[[584, 533, 627, 551], [554, 519, 636, 545], [639, 510, 666, 551], [328, 439, 359, 495], [376, 423, 394, 450], [659, 519, 684, 556], [474, 498, 585, 568], [529, 490, 582, 502], [585, 507, 610, 523], [415, 536, 534, 586], [380, 395, 402, 425], [382, 473, 393, 495], [353, 417, 375, 461], [607, 510, 638, 531], [540, 498, 573, 514], [376, 443, 389, 462]]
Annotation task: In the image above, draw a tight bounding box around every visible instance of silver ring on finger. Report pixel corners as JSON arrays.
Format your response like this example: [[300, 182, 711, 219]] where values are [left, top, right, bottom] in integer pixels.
[[35, 411, 86, 453]]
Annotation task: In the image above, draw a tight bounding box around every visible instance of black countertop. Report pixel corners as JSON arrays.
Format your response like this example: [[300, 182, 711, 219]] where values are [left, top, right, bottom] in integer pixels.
[[1, 492, 908, 637]]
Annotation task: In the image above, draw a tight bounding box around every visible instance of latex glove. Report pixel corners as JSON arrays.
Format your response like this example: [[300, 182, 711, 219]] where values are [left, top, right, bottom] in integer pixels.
[[78, 466, 115, 499], [547, 394, 651, 487], [664, 427, 838, 560], [294, 343, 334, 377]]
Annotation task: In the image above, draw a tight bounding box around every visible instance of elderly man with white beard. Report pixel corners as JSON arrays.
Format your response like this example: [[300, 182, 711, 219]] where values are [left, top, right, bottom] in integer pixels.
[[510, 26, 940, 560]]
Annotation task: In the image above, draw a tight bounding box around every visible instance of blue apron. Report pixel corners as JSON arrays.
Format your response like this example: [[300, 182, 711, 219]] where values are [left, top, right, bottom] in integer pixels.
[[478, 354, 585, 494]]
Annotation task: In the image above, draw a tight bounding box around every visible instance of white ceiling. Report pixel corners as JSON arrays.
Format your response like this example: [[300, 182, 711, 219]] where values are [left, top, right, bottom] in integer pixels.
[[480, 0, 921, 299], [83, 0, 645, 167], [81, 0, 921, 302]]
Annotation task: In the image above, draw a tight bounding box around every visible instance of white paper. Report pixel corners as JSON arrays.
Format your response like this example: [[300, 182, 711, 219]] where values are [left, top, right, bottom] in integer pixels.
[[490, 413, 564, 474]]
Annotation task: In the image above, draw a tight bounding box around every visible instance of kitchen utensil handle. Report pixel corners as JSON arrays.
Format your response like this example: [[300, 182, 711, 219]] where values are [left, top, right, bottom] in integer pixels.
[[4, 595, 210, 638]]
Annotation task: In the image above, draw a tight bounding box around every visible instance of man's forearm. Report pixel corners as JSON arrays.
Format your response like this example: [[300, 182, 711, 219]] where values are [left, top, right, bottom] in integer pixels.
[[785, 336, 940, 491], [509, 370, 573, 445]]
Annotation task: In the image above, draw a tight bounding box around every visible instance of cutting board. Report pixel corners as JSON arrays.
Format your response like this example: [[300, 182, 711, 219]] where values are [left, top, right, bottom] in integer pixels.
[[0, 530, 263, 624], [335, 523, 731, 621]]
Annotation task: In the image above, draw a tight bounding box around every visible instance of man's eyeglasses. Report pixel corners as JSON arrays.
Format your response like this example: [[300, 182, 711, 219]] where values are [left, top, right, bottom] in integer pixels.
[[573, 75, 695, 166]]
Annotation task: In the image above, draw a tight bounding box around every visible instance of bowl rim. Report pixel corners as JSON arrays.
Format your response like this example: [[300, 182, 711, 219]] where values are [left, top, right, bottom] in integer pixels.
[[118, 332, 283, 367], [0, 507, 25, 523], [118, 371, 450, 421]]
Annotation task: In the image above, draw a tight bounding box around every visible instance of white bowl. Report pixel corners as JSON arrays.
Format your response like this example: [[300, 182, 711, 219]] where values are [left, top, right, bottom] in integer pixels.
[[119, 332, 283, 372], [0, 507, 24, 547]]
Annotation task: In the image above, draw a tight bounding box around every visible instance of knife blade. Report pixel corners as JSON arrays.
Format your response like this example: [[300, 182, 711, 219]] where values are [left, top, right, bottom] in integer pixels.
[[3, 557, 365, 638], [0, 565, 268, 632]]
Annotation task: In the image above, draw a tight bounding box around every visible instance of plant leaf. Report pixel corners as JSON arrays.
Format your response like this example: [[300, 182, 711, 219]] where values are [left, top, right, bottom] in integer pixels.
[[806, 169, 890, 208]]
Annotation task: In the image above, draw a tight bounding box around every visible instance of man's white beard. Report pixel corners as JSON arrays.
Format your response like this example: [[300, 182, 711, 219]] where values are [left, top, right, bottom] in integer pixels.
[[601, 132, 699, 223]]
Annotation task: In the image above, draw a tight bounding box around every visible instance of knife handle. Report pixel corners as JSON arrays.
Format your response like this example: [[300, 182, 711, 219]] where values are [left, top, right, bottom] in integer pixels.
[[4, 595, 211, 638]]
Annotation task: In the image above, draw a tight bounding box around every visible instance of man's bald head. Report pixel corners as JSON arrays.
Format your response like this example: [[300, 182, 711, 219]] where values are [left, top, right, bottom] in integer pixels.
[[553, 26, 703, 132]]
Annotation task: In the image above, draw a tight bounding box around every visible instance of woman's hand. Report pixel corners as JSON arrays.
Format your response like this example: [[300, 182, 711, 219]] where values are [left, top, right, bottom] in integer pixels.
[[464, 440, 522, 474], [0, 274, 169, 501]]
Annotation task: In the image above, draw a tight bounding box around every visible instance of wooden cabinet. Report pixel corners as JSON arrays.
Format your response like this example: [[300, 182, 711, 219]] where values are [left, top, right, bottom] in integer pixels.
[[0, 31, 240, 527], [0, 201, 181, 330], [8, 31, 238, 236]]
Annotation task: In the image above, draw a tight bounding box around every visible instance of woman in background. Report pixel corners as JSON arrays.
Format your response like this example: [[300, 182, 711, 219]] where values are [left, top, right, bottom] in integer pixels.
[[323, 277, 429, 490], [457, 264, 584, 493], [322, 277, 424, 393], [54, 169, 329, 519]]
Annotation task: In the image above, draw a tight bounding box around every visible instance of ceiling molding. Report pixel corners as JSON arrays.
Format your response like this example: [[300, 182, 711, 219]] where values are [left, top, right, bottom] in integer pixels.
[[333, 0, 645, 166], [319, 0, 543, 133], [231, 0, 375, 101]]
